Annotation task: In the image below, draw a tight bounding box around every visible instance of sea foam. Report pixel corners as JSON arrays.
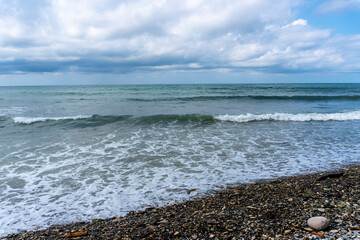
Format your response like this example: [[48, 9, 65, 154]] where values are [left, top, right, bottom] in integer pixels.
[[215, 111, 360, 122]]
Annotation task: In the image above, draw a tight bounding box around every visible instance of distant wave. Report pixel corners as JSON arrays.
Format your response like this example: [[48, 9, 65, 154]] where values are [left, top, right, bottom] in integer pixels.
[[128, 95, 360, 102], [215, 111, 360, 123]]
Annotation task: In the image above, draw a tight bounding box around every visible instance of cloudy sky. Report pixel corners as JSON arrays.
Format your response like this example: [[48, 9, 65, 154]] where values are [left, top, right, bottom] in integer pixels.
[[0, 0, 359, 85]]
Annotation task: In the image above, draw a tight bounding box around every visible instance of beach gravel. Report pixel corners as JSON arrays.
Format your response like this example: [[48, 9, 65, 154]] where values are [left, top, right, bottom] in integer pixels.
[[2, 165, 360, 239]]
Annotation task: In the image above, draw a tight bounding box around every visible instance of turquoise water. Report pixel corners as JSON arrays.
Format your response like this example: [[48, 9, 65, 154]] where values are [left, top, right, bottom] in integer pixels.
[[0, 84, 360, 234]]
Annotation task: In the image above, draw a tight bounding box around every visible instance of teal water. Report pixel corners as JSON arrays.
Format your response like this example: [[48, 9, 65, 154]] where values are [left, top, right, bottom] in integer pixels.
[[0, 84, 360, 235]]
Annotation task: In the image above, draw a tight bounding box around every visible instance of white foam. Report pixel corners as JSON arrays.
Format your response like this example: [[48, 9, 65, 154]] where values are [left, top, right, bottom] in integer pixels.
[[1, 113, 360, 236], [215, 111, 360, 122], [0, 107, 25, 116], [12, 115, 92, 124]]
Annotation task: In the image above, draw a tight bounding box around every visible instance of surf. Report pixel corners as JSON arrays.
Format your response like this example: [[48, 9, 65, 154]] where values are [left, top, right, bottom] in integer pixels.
[[215, 111, 360, 122]]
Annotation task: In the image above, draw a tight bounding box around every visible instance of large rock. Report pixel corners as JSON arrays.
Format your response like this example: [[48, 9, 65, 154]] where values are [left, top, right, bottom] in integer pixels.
[[307, 216, 330, 230]]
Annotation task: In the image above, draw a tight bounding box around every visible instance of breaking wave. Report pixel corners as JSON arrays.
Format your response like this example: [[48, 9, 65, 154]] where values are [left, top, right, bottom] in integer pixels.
[[215, 111, 360, 122], [11, 111, 360, 127], [13, 115, 93, 124]]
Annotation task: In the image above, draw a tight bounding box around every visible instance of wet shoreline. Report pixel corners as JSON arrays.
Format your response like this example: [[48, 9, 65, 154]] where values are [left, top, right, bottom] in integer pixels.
[[3, 164, 360, 239]]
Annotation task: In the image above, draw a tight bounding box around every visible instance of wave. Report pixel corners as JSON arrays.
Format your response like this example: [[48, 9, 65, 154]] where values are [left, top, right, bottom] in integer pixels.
[[13, 115, 93, 124], [215, 111, 360, 123], [12, 115, 133, 129], [12, 114, 214, 126], [11, 111, 360, 127], [128, 95, 360, 102]]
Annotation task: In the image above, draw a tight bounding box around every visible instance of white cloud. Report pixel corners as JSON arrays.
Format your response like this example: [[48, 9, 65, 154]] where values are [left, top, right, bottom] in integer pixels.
[[317, 0, 360, 14], [0, 0, 359, 75], [282, 19, 307, 29]]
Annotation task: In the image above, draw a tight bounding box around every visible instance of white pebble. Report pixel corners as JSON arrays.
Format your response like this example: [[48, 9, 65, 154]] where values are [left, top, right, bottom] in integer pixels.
[[307, 216, 330, 230]]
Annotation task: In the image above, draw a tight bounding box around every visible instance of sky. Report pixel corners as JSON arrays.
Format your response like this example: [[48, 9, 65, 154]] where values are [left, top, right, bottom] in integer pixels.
[[0, 0, 359, 85]]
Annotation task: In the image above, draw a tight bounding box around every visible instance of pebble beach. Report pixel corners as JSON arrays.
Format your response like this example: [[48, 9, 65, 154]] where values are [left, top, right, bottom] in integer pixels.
[[3, 164, 360, 240]]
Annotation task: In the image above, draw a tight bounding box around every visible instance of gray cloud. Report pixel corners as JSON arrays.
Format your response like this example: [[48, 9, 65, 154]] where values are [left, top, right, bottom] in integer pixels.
[[0, 0, 359, 76]]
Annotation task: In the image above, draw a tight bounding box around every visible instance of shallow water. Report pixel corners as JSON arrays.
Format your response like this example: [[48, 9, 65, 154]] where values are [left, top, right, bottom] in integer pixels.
[[0, 84, 360, 235]]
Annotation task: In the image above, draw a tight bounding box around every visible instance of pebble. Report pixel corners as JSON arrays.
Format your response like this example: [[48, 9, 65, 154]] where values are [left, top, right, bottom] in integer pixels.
[[112, 217, 122, 222], [307, 216, 330, 230]]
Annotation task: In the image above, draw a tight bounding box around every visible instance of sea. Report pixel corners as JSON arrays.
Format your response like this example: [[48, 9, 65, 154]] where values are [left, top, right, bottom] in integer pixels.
[[1, 83, 360, 235]]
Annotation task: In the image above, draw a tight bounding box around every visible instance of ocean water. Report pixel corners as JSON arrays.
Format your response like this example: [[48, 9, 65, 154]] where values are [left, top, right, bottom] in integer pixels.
[[0, 84, 360, 235]]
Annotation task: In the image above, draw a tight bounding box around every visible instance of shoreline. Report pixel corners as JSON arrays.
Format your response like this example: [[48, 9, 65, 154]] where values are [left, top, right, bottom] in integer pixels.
[[3, 165, 360, 239]]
